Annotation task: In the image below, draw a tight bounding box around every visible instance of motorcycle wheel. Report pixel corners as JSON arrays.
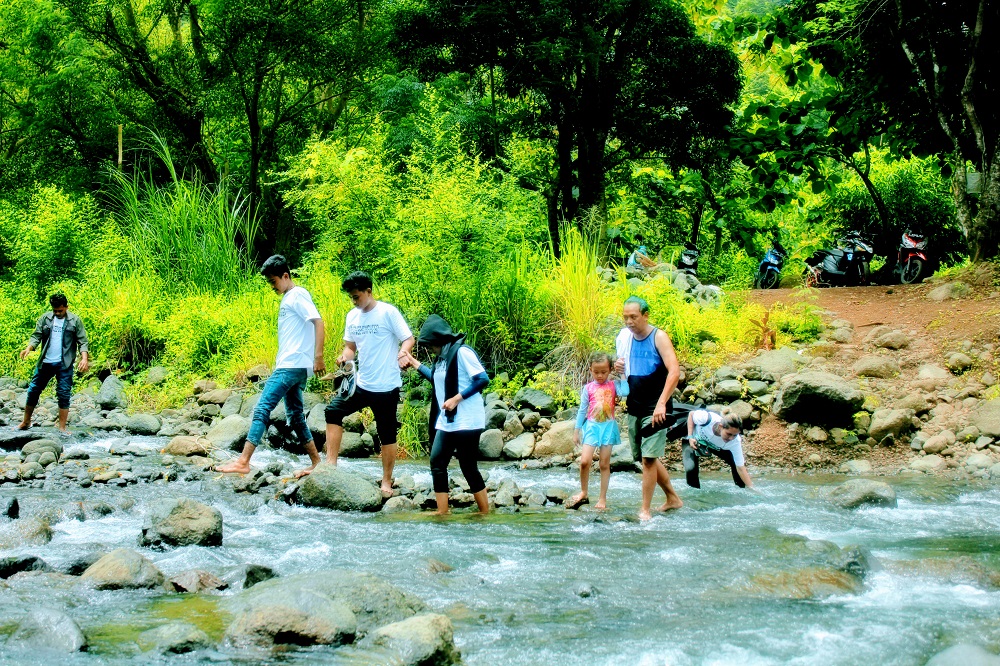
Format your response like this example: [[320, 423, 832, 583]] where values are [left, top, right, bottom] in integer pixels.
[[900, 258, 924, 284], [760, 270, 780, 289]]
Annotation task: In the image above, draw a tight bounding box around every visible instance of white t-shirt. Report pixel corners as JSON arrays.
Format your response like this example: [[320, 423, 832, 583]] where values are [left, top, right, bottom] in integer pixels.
[[344, 301, 412, 392], [44, 316, 65, 364], [691, 410, 745, 466], [433, 347, 486, 432], [275, 287, 322, 374]]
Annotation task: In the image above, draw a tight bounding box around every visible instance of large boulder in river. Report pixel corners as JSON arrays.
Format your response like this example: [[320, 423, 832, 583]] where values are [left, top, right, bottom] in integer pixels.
[[926, 644, 1000, 666], [365, 614, 461, 666], [503, 433, 535, 459], [772, 372, 864, 427], [513, 387, 555, 415], [971, 399, 1000, 438], [164, 436, 209, 457], [7, 608, 87, 652], [478, 429, 504, 459], [96, 374, 128, 410], [298, 463, 382, 511], [21, 438, 62, 458], [205, 414, 250, 450], [140, 498, 223, 547], [222, 570, 426, 644], [823, 479, 897, 509], [80, 549, 165, 589], [532, 420, 575, 456], [126, 413, 161, 435], [868, 409, 913, 442]]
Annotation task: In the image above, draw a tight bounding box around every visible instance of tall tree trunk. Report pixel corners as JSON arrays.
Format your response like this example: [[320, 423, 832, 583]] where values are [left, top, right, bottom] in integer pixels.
[[969, 156, 1000, 261], [690, 200, 703, 245]]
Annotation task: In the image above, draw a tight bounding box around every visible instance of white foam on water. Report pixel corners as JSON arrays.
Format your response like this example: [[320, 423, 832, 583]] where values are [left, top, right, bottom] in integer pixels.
[[275, 541, 333, 565]]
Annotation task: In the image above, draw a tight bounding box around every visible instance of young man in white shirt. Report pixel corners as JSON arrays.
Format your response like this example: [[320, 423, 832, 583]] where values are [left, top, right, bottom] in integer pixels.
[[296, 271, 414, 497], [216, 255, 325, 474]]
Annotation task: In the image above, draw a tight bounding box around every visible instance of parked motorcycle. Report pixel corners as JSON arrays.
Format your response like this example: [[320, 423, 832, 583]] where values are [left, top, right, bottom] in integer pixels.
[[894, 230, 930, 284], [754, 241, 787, 289], [805, 232, 875, 287], [678, 243, 700, 276]]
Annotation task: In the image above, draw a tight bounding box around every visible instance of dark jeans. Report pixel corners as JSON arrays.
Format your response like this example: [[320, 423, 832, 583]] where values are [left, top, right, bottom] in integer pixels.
[[430, 429, 486, 494], [682, 442, 745, 488], [26, 362, 73, 410], [247, 368, 312, 447]]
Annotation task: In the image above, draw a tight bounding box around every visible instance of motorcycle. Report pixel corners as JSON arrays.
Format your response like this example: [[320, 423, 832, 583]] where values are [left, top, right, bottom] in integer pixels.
[[754, 241, 787, 289], [678, 243, 700, 276], [894, 230, 930, 284], [805, 232, 875, 287]]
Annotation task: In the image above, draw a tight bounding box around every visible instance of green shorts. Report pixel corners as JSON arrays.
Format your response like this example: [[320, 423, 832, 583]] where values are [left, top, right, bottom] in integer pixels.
[[628, 415, 667, 461]]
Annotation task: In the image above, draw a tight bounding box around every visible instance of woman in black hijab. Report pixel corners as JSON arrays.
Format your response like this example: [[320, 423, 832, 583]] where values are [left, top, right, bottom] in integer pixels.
[[401, 315, 490, 514]]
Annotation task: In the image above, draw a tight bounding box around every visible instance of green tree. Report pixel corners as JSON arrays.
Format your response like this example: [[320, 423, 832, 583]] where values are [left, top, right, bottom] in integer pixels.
[[394, 0, 741, 254]]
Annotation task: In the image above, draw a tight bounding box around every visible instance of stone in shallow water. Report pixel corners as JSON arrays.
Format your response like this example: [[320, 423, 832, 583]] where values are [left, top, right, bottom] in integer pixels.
[[140, 498, 223, 548], [743, 567, 863, 599], [80, 549, 165, 590], [823, 479, 897, 509], [298, 463, 382, 512], [7, 608, 87, 652], [926, 644, 1000, 666], [364, 613, 461, 666], [137, 622, 213, 654]]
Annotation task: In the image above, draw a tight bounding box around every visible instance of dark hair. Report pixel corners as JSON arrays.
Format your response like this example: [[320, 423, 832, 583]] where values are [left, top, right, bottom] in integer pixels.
[[624, 295, 650, 314], [49, 292, 68, 308], [719, 408, 743, 432], [589, 351, 614, 368], [260, 255, 290, 278], [341, 271, 373, 293]]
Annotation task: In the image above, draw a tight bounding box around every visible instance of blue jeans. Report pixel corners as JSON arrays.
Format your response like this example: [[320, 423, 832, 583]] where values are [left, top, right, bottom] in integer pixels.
[[26, 362, 74, 410], [247, 368, 313, 447]]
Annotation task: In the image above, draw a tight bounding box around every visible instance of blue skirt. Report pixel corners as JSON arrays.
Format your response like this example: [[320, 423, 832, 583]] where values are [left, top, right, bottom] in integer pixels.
[[581, 419, 621, 448]]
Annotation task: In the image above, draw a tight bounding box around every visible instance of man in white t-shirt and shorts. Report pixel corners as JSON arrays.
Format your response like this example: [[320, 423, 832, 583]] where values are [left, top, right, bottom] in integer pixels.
[[216, 255, 326, 474], [296, 271, 414, 497]]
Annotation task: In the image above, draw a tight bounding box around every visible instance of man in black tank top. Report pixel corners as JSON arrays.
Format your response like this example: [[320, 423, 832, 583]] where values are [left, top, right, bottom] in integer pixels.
[[615, 296, 684, 520]]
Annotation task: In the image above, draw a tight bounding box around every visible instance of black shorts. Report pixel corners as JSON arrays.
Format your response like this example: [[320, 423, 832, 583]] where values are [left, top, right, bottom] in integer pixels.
[[325, 387, 400, 446]]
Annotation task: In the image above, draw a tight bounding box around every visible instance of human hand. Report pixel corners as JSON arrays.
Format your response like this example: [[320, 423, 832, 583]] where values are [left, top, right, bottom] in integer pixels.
[[652, 401, 667, 426], [687, 437, 698, 452], [19, 348, 30, 361], [573, 430, 581, 446], [397, 350, 410, 370], [314, 355, 326, 375], [443, 394, 463, 411], [614, 358, 625, 373], [77, 357, 90, 373]]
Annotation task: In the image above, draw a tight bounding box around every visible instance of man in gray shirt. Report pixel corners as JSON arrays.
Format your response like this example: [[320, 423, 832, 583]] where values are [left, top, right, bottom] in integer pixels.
[[17, 292, 89, 433]]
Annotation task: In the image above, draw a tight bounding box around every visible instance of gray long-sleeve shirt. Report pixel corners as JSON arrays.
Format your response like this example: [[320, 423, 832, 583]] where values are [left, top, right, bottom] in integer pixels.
[[28, 311, 88, 370]]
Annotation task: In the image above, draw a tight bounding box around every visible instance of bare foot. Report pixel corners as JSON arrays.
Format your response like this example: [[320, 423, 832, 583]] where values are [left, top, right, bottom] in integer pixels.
[[293, 467, 314, 479], [15, 422, 30, 431], [380, 482, 394, 498], [565, 492, 589, 510], [214, 460, 251, 474], [657, 498, 684, 511], [638, 509, 652, 521], [594, 499, 608, 511]]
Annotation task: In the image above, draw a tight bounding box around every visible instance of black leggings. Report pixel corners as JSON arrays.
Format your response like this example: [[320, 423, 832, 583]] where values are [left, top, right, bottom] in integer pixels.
[[682, 442, 745, 488], [430, 429, 486, 494]]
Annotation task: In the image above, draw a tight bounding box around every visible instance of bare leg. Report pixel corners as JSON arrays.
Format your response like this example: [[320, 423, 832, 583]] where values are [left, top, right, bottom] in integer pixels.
[[569, 447, 595, 507], [655, 460, 683, 511], [325, 424, 344, 464], [434, 492, 450, 515], [380, 443, 397, 496], [291, 440, 321, 479], [640, 457, 657, 520], [215, 441, 256, 474], [473, 488, 489, 514], [17, 405, 35, 430], [596, 447, 611, 510], [57, 408, 69, 433]]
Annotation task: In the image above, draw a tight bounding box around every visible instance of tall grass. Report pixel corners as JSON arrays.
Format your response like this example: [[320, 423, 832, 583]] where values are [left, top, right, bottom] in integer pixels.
[[109, 132, 259, 293]]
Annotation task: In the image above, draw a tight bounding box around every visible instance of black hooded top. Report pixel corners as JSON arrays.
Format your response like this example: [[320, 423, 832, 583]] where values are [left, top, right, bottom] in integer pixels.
[[416, 315, 489, 441]]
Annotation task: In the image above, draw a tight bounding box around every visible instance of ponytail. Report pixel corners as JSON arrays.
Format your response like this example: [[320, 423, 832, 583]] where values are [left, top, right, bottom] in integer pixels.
[[719, 408, 743, 432]]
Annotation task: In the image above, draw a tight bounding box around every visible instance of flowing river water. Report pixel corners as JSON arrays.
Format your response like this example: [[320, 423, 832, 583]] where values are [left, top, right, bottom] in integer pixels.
[[2, 435, 1000, 665]]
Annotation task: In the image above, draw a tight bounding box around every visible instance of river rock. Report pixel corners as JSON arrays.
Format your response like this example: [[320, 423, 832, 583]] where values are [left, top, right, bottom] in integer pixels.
[[503, 433, 535, 459], [503, 412, 525, 439], [926, 644, 1000, 666], [873, 330, 909, 350], [193, 379, 216, 394], [197, 389, 233, 405], [744, 567, 863, 599], [145, 366, 168, 385], [927, 281, 971, 302], [339, 432, 374, 458], [223, 570, 425, 641], [205, 414, 250, 450], [80, 549, 165, 589], [772, 372, 864, 426], [486, 408, 508, 430], [853, 356, 899, 379], [839, 459, 873, 475], [965, 453, 994, 470], [513, 387, 555, 415], [946, 352, 974, 372], [382, 496, 416, 513], [533, 420, 575, 456], [2, 497, 18, 519], [365, 613, 460, 666], [919, 364, 951, 380], [520, 411, 541, 429], [829, 328, 853, 343], [971, 399, 1000, 437], [126, 413, 161, 435], [745, 346, 805, 380], [0, 555, 52, 578], [910, 455, 945, 472], [714, 379, 743, 400], [727, 399, 754, 422], [307, 403, 327, 443], [221, 563, 277, 591], [7, 608, 87, 652], [22, 438, 62, 458], [478, 429, 504, 459], [140, 498, 223, 548], [96, 375, 128, 410], [298, 463, 382, 511], [168, 569, 228, 593], [164, 435, 209, 457], [868, 409, 913, 443], [923, 433, 953, 454], [824, 479, 897, 509], [137, 622, 213, 654]]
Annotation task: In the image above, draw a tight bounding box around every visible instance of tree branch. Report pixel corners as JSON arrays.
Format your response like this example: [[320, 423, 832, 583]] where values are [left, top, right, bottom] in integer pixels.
[[961, 0, 988, 164]]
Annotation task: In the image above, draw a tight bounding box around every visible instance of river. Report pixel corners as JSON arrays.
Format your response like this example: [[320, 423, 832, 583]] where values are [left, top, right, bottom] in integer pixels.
[[2, 435, 999, 665]]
